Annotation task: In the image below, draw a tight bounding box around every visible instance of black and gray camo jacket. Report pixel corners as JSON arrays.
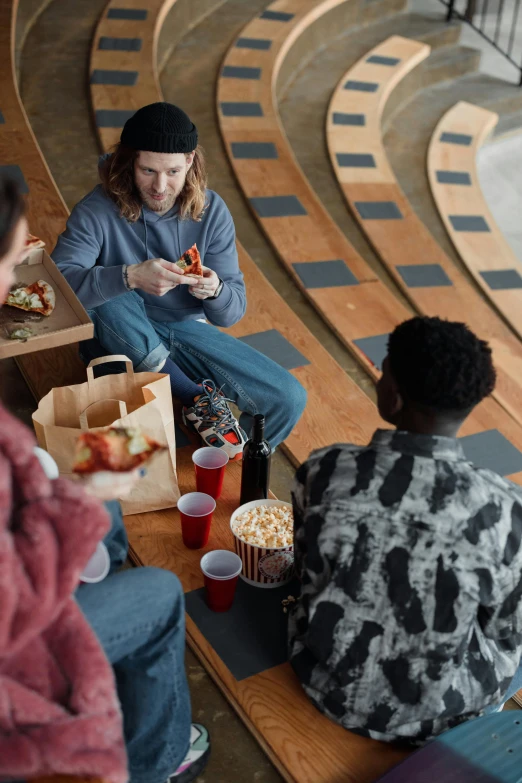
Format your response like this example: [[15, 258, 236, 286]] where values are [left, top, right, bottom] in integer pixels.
[[288, 429, 522, 745]]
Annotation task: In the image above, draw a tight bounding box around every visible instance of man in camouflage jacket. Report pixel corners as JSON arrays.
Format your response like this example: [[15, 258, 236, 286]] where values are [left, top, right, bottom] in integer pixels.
[[289, 317, 522, 745]]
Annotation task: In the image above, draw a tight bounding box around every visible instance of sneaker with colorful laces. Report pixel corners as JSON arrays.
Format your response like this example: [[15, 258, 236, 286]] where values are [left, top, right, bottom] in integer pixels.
[[182, 379, 247, 461], [167, 723, 210, 783]]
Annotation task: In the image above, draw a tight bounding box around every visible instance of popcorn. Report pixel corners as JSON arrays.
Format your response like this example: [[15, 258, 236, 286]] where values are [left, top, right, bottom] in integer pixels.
[[282, 595, 297, 613], [232, 504, 294, 548]]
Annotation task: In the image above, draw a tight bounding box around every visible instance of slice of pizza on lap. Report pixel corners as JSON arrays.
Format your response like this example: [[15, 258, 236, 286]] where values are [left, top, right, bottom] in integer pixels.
[[175, 243, 203, 276], [5, 280, 56, 316], [73, 426, 164, 474]]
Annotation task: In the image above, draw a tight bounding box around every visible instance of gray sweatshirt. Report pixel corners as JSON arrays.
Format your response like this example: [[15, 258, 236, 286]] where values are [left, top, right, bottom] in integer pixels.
[[52, 184, 246, 327]]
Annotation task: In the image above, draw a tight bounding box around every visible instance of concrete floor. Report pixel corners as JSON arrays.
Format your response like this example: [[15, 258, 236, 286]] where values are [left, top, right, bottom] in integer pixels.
[[478, 133, 522, 262], [410, 0, 522, 263], [411, 0, 522, 83], [7, 0, 521, 780]]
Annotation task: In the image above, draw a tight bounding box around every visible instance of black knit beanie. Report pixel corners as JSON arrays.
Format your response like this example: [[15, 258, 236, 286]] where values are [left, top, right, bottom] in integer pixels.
[[120, 102, 198, 153]]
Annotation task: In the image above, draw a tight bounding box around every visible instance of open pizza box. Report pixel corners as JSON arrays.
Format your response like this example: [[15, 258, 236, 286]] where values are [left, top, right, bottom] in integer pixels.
[[0, 246, 93, 359]]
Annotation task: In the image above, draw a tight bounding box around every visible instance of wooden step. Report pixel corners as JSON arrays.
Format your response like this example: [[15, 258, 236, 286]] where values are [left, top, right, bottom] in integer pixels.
[[428, 100, 522, 343], [89, 0, 385, 469], [325, 33, 522, 424], [217, 0, 522, 426], [0, 0, 88, 399], [125, 444, 410, 783]]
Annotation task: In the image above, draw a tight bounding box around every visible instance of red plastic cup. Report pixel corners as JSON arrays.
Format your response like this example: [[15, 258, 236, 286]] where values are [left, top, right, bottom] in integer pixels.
[[178, 492, 216, 549], [200, 550, 242, 612], [192, 447, 229, 500]]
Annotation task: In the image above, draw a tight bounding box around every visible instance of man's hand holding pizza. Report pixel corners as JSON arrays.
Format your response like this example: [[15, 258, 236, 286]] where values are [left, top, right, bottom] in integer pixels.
[[126, 258, 200, 296], [189, 266, 222, 300]]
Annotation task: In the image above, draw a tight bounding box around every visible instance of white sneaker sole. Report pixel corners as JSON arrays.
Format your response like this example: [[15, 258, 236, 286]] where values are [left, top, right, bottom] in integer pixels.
[[181, 410, 244, 461]]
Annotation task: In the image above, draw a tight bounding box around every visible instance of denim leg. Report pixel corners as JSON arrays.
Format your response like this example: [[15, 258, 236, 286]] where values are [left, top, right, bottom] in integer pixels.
[[83, 291, 170, 373], [159, 319, 307, 448], [76, 567, 191, 783], [103, 500, 129, 574]]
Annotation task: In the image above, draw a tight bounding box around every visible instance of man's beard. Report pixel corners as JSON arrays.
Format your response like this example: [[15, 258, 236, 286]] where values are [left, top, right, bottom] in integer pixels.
[[139, 187, 178, 214]]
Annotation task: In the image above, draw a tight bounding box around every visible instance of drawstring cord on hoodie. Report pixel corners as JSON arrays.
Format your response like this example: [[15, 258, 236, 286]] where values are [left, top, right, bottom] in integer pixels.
[[143, 210, 150, 260]]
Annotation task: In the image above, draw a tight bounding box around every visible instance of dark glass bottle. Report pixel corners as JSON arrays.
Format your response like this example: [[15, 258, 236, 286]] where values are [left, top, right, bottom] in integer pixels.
[[240, 414, 271, 504]]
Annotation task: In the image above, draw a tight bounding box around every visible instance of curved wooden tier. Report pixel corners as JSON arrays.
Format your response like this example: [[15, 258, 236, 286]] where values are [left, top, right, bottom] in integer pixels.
[[326, 33, 522, 422], [428, 100, 522, 342], [90, 0, 385, 468], [90, 0, 177, 151], [0, 0, 90, 398], [217, 0, 418, 375], [92, 6, 522, 772], [89, 2, 410, 782], [215, 0, 522, 475]]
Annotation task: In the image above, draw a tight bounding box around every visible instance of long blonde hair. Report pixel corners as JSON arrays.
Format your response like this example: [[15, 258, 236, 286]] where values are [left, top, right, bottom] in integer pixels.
[[99, 143, 208, 222]]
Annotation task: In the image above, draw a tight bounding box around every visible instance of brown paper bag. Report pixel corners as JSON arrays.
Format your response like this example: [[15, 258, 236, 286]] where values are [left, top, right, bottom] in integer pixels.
[[32, 354, 180, 515]]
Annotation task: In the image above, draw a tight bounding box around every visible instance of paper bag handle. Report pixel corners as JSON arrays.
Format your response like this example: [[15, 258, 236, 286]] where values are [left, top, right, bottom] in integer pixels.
[[79, 399, 128, 430], [86, 354, 135, 388]]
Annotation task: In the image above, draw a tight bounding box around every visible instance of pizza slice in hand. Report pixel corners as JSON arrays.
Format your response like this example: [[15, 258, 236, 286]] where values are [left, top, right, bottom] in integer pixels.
[[25, 232, 45, 250], [175, 243, 203, 276], [73, 426, 165, 474], [5, 280, 56, 316]]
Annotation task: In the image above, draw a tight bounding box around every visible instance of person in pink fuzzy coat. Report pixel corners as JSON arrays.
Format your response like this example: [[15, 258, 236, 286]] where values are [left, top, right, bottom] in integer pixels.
[[0, 174, 210, 783], [0, 177, 127, 782]]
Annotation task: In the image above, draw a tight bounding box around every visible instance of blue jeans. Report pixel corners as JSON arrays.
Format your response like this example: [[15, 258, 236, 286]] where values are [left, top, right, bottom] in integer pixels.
[[76, 567, 190, 783], [103, 500, 128, 573], [81, 291, 307, 448]]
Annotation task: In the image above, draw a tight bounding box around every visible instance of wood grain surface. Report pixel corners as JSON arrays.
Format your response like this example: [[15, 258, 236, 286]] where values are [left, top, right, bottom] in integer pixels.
[[35, 778, 108, 783], [89, 0, 387, 471], [125, 444, 410, 783], [90, 0, 178, 150], [92, 2, 522, 778], [217, 0, 428, 377], [0, 0, 87, 397], [428, 101, 522, 341], [326, 35, 522, 423], [90, 1, 408, 779]]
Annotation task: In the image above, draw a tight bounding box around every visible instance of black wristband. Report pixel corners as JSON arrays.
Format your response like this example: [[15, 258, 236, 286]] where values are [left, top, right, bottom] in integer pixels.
[[207, 278, 224, 300]]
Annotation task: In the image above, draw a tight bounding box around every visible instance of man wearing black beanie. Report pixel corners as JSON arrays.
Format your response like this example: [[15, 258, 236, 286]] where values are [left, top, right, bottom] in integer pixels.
[[53, 102, 307, 461]]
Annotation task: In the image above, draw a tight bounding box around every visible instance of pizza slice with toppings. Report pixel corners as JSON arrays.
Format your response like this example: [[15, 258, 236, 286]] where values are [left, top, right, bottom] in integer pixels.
[[5, 280, 56, 316], [175, 243, 203, 276], [25, 232, 45, 250], [73, 426, 165, 474]]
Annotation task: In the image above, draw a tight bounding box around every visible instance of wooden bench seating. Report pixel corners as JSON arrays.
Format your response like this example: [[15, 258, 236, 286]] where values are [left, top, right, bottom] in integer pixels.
[[35, 778, 107, 783], [90, 1, 412, 780], [326, 34, 522, 425], [125, 444, 411, 783], [91, 1, 522, 778], [217, 0, 415, 378], [90, 0, 385, 468], [90, 0, 177, 152], [5, 1, 522, 779], [428, 100, 522, 342], [0, 0, 89, 399], [90, 0, 522, 509], [217, 0, 522, 425]]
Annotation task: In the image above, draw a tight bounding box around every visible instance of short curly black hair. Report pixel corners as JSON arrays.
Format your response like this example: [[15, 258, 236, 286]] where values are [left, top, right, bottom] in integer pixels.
[[388, 316, 496, 412]]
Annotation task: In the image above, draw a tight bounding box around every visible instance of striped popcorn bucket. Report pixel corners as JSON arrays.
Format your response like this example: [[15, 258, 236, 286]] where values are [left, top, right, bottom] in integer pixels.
[[230, 500, 294, 589]]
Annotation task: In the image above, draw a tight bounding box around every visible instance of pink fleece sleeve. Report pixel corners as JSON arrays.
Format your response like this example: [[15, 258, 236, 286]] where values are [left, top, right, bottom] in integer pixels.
[[0, 452, 110, 658]]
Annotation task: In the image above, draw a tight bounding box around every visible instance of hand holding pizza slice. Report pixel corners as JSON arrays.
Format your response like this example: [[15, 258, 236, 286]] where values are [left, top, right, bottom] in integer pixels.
[[73, 426, 165, 474], [175, 243, 203, 277]]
